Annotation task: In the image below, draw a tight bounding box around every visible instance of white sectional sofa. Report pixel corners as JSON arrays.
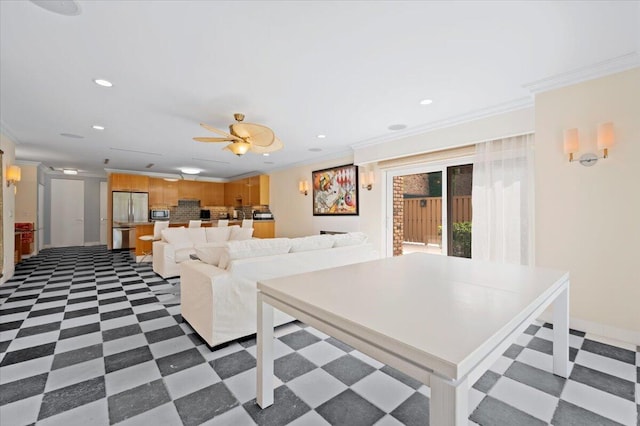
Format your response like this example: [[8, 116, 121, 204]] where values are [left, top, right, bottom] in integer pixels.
[[152, 225, 253, 279], [180, 233, 378, 347]]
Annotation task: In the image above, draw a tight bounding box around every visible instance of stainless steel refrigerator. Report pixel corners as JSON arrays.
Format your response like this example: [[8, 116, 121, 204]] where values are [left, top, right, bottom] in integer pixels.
[[112, 191, 149, 249]]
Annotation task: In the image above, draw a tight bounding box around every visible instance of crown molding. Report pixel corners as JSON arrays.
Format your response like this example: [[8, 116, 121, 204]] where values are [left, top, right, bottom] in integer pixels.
[[350, 97, 533, 151], [0, 119, 19, 143], [523, 51, 640, 94]]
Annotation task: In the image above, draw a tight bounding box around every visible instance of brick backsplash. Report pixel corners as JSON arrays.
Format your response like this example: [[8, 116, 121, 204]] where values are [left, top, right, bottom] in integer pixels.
[[168, 202, 264, 222]]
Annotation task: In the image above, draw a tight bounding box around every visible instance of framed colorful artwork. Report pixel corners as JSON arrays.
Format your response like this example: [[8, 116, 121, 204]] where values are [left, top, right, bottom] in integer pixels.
[[312, 164, 359, 216]]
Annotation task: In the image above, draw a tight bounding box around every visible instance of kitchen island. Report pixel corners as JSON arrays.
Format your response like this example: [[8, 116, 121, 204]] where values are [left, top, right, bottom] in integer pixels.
[[134, 220, 275, 257]]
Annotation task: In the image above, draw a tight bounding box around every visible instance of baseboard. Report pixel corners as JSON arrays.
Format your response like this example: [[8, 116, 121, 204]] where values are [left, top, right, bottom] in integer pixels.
[[538, 311, 640, 347], [84, 242, 103, 246]]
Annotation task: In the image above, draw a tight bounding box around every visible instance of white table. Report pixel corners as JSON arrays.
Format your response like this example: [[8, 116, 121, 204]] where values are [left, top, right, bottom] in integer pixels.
[[256, 253, 569, 426]]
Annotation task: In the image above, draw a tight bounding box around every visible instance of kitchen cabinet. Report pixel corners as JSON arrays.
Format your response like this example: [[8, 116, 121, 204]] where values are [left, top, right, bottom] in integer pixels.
[[178, 180, 200, 200], [201, 182, 224, 206], [149, 178, 179, 207], [164, 180, 179, 206], [224, 175, 269, 206], [149, 178, 164, 206], [110, 173, 149, 192], [253, 221, 275, 239]]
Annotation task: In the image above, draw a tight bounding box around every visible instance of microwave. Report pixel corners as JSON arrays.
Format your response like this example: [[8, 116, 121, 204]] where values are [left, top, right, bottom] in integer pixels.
[[150, 209, 170, 221]]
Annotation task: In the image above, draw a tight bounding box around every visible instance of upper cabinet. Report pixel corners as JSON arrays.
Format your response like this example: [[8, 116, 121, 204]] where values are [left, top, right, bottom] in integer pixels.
[[148, 178, 179, 207], [110, 173, 149, 192], [224, 175, 269, 206], [178, 180, 200, 200], [201, 182, 224, 206]]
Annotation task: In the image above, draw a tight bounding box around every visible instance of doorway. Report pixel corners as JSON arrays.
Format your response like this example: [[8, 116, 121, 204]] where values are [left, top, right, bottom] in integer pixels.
[[51, 179, 85, 247], [385, 160, 473, 258], [100, 181, 108, 245]]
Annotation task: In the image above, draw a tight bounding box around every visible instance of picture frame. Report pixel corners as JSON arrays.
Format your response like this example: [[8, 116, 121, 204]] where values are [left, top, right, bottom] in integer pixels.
[[312, 164, 359, 216]]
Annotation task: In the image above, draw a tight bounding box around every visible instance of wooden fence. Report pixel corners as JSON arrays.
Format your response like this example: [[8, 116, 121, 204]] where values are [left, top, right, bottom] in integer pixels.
[[403, 196, 472, 244]]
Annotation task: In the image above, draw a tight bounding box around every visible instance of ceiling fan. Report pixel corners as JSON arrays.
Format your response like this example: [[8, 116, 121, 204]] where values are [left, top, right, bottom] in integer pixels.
[[193, 113, 283, 156]]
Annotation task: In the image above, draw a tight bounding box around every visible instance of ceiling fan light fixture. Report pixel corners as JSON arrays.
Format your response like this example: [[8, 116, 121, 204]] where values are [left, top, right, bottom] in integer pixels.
[[227, 142, 251, 156]]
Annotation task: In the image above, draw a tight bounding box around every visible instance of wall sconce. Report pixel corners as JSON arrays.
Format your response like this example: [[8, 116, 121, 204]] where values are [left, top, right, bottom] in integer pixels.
[[564, 122, 614, 167], [299, 180, 309, 196], [360, 169, 375, 191], [6, 165, 21, 188]]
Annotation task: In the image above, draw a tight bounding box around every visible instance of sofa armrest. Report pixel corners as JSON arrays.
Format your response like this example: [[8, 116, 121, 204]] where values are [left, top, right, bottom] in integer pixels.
[[180, 260, 231, 346], [153, 241, 174, 262]]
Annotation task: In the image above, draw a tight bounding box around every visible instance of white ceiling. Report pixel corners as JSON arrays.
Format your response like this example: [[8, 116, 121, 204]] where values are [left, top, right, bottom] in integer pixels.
[[1, 1, 638, 180]]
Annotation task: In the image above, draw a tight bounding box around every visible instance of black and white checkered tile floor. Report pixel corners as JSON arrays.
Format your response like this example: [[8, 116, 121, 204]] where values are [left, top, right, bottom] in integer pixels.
[[0, 246, 638, 425]]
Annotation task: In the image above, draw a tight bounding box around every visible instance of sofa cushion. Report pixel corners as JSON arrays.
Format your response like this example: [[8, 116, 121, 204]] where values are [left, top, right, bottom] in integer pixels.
[[289, 235, 335, 253], [175, 247, 196, 263], [194, 242, 227, 266], [187, 228, 207, 245], [161, 227, 192, 249], [219, 238, 291, 269], [229, 226, 254, 241], [332, 232, 368, 247], [205, 226, 232, 242]]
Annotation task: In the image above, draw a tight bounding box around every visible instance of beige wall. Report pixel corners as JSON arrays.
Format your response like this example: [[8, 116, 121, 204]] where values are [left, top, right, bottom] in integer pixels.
[[535, 68, 640, 338], [15, 164, 38, 224], [1, 132, 16, 284], [269, 155, 384, 253]]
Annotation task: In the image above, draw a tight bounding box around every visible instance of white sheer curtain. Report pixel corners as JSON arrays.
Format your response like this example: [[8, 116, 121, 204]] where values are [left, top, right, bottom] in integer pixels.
[[472, 133, 534, 265]]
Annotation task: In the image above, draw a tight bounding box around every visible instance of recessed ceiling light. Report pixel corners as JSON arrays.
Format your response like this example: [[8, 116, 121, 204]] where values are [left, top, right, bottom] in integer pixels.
[[92, 125, 105, 130], [263, 153, 270, 157], [388, 124, 407, 131], [309, 148, 322, 152], [63, 169, 78, 175], [317, 134, 326, 139], [180, 168, 200, 175], [93, 79, 113, 87], [420, 99, 433, 105], [60, 133, 84, 139]]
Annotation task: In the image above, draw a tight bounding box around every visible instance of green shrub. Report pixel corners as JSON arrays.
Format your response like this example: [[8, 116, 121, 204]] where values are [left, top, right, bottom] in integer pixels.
[[452, 221, 472, 258]]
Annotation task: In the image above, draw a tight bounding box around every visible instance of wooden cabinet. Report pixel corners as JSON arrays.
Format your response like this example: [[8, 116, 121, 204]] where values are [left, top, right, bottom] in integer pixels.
[[164, 180, 179, 206], [201, 182, 224, 206], [110, 173, 149, 192], [253, 221, 275, 239], [149, 178, 164, 206], [178, 180, 200, 200], [149, 178, 179, 207], [224, 175, 269, 206]]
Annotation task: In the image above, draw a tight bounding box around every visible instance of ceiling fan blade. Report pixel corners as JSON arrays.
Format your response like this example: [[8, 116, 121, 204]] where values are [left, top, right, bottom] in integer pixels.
[[200, 123, 243, 142], [249, 137, 284, 154], [230, 122, 275, 147], [193, 137, 233, 143]]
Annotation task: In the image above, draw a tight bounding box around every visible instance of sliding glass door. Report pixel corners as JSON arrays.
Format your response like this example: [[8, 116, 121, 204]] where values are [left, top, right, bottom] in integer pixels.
[[385, 159, 472, 258]]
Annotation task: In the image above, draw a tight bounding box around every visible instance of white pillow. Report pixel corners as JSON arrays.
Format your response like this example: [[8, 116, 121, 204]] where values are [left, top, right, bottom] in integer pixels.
[[187, 228, 207, 245], [219, 238, 291, 269], [332, 232, 368, 247], [194, 242, 227, 266], [205, 226, 232, 242], [161, 227, 192, 249], [230, 226, 254, 240], [289, 235, 335, 252], [174, 247, 195, 263]]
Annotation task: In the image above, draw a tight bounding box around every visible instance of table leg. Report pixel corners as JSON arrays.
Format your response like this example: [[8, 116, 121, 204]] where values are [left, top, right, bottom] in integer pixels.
[[430, 375, 468, 426], [553, 284, 570, 378], [257, 292, 274, 408]]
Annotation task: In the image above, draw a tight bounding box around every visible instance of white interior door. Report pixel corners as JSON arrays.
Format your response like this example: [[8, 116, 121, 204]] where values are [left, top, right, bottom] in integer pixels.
[[51, 179, 84, 247], [100, 182, 107, 244]]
